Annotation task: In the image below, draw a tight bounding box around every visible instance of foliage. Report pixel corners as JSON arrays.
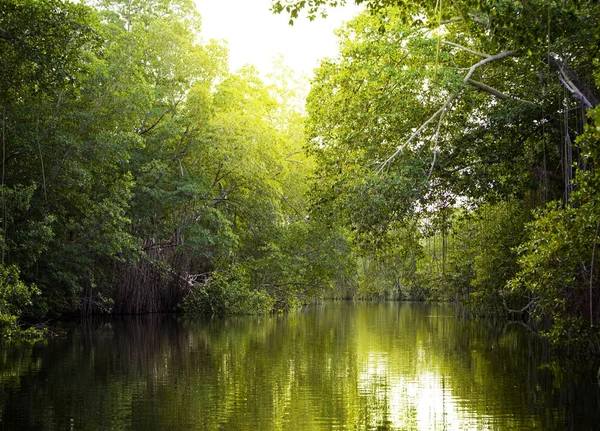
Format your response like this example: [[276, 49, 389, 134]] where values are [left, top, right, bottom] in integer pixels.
[[181, 266, 274, 315], [302, 0, 600, 354], [0, 264, 45, 340], [509, 106, 600, 352], [439, 201, 529, 314], [353, 221, 422, 299], [0, 0, 355, 323], [509, 201, 600, 352], [243, 220, 355, 309], [0, 0, 100, 96], [3, 0, 600, 359], [305, 7, 554, 239]]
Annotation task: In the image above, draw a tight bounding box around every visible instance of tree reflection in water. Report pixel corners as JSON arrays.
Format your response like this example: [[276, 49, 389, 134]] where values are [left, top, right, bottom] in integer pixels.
[[0, 302, 598, 430]]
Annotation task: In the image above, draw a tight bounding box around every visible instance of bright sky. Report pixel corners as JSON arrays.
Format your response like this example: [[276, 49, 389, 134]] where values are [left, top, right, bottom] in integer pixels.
[[194, 0, 363, 79]]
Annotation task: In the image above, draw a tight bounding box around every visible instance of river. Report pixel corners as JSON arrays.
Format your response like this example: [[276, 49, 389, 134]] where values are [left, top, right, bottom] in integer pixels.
[[0, 301, 598, 430]]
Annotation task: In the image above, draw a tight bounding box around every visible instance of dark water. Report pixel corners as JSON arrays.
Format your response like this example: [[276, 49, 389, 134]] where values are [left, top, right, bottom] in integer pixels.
[[1, 301, 599, 430]]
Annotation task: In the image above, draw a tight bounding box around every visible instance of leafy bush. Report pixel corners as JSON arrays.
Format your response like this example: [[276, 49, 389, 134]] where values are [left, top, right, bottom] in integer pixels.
[[0, 264, 45, 340], [182, 266, 274, 315], [413, 201, 528, 311], [238, 220, 355, 309], [509, 201, 600, 349]]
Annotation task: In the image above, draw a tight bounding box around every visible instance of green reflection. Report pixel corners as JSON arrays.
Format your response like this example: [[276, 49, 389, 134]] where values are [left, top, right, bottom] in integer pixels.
[[0, 302, 598, 430]]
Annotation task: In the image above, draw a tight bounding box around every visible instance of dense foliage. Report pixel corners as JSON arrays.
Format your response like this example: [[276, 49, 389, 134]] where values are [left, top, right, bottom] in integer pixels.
[[296, 0, 600, 353], [0, 0, 354, 337], [3, 0, 600, 355]]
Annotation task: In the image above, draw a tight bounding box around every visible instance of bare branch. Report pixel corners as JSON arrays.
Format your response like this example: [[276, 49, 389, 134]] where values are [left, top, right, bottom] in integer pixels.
[[503, 298, 536, 314], [442, 40, 490, 59], [376, 91, 458, 173], [467, 79, 537, 105], [548, 56, 599, 108], [426, 101, 449, 182], [439, 17, 463, 25], [426, 150, 437, 182], [137, 110, 168, 136], [463, 50, 517, 81], [558, 74, 594, 109]]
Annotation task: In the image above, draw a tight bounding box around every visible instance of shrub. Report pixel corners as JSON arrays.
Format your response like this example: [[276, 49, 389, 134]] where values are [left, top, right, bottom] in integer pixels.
[[0, 264, 45, 340], [182, 266, 274, 315]]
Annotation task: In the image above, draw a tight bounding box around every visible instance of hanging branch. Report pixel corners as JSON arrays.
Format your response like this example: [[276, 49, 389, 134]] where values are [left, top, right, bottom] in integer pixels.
[[442, 41, 538, 105], [426, 98, 448, 182], [558, 74, 594, 109]]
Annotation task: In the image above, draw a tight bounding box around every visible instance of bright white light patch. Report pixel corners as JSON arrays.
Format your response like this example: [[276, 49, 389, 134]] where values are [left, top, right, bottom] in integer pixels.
[[194, 0, 362, 78]]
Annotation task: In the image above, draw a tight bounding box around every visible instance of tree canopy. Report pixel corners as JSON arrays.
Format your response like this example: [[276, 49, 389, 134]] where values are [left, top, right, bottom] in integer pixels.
[[0, 0, 354, 337], [2, 0, 600, 354], [300, 0, 600, 352]]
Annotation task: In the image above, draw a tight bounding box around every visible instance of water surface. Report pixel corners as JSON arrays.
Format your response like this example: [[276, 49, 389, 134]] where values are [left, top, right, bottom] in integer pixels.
[[1, 301, 599, 430]]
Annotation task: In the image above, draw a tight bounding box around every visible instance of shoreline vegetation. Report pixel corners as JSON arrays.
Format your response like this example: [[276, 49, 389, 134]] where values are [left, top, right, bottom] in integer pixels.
[[2, 0, 600, 358]]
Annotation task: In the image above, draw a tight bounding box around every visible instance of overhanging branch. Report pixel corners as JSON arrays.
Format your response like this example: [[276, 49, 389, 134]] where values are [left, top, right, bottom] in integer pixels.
[[377, 50, 517, 173]]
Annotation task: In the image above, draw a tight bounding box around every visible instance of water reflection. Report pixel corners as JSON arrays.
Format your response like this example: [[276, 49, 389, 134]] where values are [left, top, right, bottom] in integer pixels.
[[0, 301, 598, 430]]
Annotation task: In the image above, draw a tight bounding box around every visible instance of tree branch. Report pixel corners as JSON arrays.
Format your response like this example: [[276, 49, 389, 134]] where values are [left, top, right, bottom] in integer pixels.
[[442, 40, 490, 58], [377, 50, 517, 172], [558, 75, 594, 109], [376, 91, 458, 173], [137, 110, 168, 136], [503, 298, 536, 314], [467, 79, 537, 105], [439, 17, 463, 25], [463, 50, 517, 81], [427, 150, 437, 182], [547, 55, 599, 109]]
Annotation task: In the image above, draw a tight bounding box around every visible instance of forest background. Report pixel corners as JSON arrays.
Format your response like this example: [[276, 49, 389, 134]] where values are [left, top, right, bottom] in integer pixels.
[[1, 0, 600, 355]]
